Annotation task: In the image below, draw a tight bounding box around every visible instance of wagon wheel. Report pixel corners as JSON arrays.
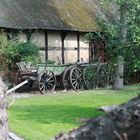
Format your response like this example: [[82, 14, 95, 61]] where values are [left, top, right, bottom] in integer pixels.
[[62, 66, 74, 90], [69, 67, 84, 90], [83, 64, 98, 89], [109, 63, 116, 84], [98, 62, 116, 87], [39, 71, 56, 94], [97, 63, 110, 88]]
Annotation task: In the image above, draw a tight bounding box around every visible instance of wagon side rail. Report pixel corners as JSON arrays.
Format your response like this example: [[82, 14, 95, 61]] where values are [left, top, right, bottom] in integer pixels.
[[16, 62, 38, 75], [37, 63, 72, 76]]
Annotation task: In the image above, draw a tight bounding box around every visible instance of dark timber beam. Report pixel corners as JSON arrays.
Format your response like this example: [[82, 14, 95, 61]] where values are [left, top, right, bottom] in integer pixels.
[[61, 31, 67, 64], [39, 47, 88, 51], [26, 30, 32, 42], [45, 30, 48, 62], [77, 32, 80, 62]]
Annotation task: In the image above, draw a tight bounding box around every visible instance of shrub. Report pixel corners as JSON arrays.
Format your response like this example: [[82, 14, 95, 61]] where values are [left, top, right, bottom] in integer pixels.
[[0, 33, 9, 68], [1, 42, 41, 65]]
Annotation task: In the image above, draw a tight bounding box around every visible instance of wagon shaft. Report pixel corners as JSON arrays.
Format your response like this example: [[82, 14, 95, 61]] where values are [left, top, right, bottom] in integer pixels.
[[7, 80, 28, 94]]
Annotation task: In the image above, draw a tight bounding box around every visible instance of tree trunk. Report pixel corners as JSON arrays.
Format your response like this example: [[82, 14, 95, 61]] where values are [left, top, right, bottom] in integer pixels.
[[112, 55, 124, 89], [112, 2, 127, 90], [0, 77, 8, 140]]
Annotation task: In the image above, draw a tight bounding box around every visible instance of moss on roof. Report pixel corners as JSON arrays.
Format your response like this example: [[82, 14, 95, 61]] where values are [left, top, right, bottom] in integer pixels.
[[56, 0, 98, 31], [0, 0, 117, 32]]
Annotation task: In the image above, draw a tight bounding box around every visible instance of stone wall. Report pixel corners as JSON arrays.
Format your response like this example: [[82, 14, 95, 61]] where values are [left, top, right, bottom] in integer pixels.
[[55, 95, 140, 140]]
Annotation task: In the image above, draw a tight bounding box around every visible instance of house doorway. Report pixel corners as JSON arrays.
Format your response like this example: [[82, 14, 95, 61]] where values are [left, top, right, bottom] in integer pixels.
[[89, 40, 106, 63]]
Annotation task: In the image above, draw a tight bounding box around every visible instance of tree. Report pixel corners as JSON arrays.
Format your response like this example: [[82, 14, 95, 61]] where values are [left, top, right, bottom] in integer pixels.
[[113, 0, 140, 89], [112, 0, 128, 89], [95, 0, 140, 89]]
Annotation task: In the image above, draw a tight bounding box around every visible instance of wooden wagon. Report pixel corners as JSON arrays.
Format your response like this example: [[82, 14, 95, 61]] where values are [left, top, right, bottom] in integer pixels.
[[16, 61, 115, 93], [16, 62, 84, 93]]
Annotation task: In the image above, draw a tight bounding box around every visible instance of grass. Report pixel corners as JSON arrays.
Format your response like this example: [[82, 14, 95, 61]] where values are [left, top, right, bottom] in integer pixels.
[[8, 85, 140, 140]]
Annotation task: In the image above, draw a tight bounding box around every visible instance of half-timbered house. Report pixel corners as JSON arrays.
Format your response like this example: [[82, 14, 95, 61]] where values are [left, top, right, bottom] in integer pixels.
[[0, 0, 117, 64]]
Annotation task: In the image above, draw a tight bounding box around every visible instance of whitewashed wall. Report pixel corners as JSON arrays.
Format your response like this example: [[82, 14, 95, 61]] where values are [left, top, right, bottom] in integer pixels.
[[16, 32, 27, 43], [9, 30, 89, 64], [10, 31, 27, 43], [37, 31, 89, 64], [48, 31, 62, 64], [30, 31, 46, 63], [64, 32, 77, 63], [47, 31, 90, 64], [80, 34, 89, 62]]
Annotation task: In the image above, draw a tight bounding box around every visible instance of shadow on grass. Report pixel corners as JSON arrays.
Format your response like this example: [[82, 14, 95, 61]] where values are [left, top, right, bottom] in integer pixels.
[[9, 104, 103, 125]]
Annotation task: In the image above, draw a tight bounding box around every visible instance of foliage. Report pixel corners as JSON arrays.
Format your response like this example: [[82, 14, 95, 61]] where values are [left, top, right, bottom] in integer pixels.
[[83, 64, 98, 89], [0, 29, 41, 69], [0, 31, 9, 69], [85, 0, 140, 83], [8, 85, 139, 140], [98, 62, 116, 87], [1, 42, 41, 65], [46, 59, 55, 64], [84, 32, 104, 43], [82, 61, 115, 89]]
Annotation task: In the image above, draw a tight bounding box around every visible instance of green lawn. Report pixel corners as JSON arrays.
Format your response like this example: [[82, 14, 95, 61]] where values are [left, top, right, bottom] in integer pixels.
[[8, 85, 140, 140]]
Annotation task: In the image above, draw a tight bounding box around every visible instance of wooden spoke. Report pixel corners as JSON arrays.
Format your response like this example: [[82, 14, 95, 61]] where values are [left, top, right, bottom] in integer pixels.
[[69, 67, 83, 91], [97, 63, 111, 87], [39, 71, 56, 94], [83, 64, 98, 89], [62, 66, 74, 90]]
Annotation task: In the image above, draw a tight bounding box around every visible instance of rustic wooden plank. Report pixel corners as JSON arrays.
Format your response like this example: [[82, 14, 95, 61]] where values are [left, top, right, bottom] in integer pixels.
[[45, 30, 48, 61], [77, 32, 80, 62], [61, 31, 67, 64], [39, 47, 88, 51]]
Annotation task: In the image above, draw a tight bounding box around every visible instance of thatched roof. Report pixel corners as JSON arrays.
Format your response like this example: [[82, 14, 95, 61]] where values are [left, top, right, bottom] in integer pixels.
[[0, 0, 118, 32]]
